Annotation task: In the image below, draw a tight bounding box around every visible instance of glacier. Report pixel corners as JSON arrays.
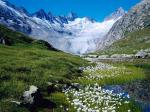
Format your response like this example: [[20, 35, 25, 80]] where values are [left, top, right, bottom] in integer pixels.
[[61, 18, 118, 54]]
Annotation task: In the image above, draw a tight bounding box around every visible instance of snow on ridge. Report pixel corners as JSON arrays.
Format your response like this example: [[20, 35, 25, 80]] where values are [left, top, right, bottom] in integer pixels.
[[61, 17, 118, 54], [0, 0, 25, 17]]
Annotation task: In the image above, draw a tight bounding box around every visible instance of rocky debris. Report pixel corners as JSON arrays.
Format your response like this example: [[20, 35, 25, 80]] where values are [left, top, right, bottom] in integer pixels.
[[97, 49, 150, 60], [110, 54, 134, 59], [135, 50, 148, 58]]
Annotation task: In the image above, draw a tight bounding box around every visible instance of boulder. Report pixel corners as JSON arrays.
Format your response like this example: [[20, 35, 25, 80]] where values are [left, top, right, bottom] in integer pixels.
[[135, 50, 148, 58], [21, 85, 39, 104], [12, 85, 56, 111], [0, 37, 5, 45]]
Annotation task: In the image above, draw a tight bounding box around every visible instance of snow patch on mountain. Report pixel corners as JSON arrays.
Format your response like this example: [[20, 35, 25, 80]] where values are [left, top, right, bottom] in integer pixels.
[[0, 0, 25, 17]]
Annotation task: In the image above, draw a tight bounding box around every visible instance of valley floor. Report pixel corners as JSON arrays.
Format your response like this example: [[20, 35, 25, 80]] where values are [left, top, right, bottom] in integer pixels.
[[0, 43, 149, 112], [61, 58, 150, 112]]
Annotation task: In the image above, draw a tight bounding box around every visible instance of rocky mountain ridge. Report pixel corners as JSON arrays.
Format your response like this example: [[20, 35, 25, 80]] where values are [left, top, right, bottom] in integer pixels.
[[104, 7, 126, 21], [97, 0, 150, 50]]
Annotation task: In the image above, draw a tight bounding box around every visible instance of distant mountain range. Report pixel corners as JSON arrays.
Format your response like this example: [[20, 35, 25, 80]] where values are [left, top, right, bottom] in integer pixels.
[[0, 0, 125, 54]]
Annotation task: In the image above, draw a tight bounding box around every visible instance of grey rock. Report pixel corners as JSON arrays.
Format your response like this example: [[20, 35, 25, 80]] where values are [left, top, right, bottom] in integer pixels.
[[135, 50, 148, 58], [98, 0, 150, 50], [104, 7, 126, 21], [22, 85, 38, 104]]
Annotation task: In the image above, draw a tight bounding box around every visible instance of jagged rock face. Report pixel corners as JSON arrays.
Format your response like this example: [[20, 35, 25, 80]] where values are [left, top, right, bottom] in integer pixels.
[[56, 16, 69, 24], [32, 9, 50, 20], [67, 12, 78, 21], [32, 9, 57, 23], [104, 7, 126, 21], [98, 0, 150, 50], [0, 0, 32, 34]]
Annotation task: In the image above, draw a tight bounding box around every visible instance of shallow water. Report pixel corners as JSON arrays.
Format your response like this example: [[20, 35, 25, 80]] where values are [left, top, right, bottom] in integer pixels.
[[103, 85, 150, 112], [137, 101, 150, 112]]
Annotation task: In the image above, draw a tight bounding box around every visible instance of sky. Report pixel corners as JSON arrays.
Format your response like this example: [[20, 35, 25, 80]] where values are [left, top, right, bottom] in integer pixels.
[[9, 0, 140, 21]]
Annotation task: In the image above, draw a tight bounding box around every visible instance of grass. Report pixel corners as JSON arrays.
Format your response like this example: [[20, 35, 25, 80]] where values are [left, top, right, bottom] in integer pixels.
[[102, 59, 150, 80], [70, 59, 149, 112], [74, 63, 145, 86], [95, 28, 150, 55], [0, 25, 89, 112], [117, 101, 141, 112]]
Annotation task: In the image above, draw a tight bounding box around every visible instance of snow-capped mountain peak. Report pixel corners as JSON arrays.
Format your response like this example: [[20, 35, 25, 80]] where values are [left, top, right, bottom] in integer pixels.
[[17, 6, 29, 15], [104, 7, 126, 21], [32, 9, 50, 20], [67, 12, 78, 21]]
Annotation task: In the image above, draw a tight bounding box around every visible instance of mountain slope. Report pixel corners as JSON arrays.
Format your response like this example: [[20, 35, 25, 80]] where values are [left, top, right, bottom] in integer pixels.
[[0, 24, 88, 112], [0, 0, 125, 54], [104, 7, 126, 21], [97, 0, 150, 50], [96, 28, 150, 55], [0, 24, 57, 50]]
